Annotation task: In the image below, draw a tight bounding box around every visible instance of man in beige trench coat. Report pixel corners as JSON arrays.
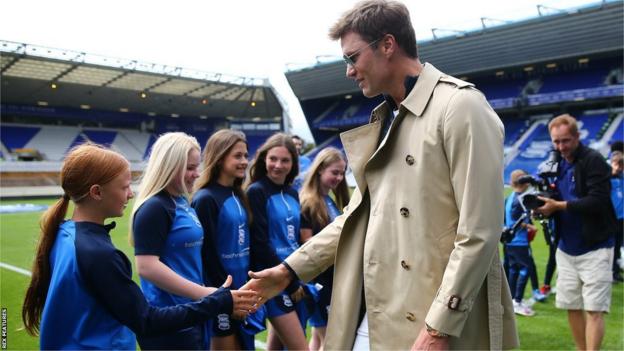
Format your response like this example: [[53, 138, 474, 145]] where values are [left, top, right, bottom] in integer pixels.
[[245, 1, 519, 349]]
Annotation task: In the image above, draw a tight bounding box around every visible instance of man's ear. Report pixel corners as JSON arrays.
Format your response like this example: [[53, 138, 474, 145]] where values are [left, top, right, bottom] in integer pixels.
[[89, 184, 103, 200], [382, 34, 396, 57]]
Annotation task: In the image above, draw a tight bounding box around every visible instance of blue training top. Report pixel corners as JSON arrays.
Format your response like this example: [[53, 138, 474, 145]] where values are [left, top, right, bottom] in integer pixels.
[[192, 182, 250, 289], [247, 176, 301, 263], [133, 191, 205, 306], [556, 159, 614, 255], [504, 191, 530, 246], [325, 195, 340, 222], [247, 176, 301, 294], [40, 220, 233, 350], [611, 173, 624, 220]]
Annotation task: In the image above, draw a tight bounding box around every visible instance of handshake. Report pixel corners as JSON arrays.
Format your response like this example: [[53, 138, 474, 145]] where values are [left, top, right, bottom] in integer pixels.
[[226, 264, 298, 320]]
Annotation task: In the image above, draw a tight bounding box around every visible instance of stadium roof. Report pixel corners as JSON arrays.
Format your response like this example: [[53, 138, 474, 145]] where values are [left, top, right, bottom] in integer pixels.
[[286, 0, 623, 101], [0, 40, 283, 120]]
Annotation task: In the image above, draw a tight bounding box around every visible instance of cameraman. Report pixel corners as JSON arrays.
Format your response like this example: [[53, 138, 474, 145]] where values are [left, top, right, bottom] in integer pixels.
[[534, 114, 617, 351]]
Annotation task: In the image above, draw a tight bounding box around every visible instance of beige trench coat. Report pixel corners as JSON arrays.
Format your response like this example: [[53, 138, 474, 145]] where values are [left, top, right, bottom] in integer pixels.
[[286, 63, 519, 350]]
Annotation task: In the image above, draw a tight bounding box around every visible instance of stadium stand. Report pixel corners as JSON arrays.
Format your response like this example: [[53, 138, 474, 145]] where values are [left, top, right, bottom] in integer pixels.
[[286, 0, 623, 184], [1, 1, 622, 196], [0, 125, 40, 152], [610, 114, 624, 143], [0, 40, 285, 196]]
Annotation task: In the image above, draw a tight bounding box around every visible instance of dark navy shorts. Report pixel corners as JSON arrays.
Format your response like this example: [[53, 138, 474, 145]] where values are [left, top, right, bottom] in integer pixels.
[[265, 292, 296, 318], [308, 302, 329, 327]]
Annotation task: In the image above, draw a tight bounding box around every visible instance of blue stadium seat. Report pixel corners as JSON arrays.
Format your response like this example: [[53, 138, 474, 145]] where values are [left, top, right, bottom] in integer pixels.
[[143, 134, 157, 159], [476, 79, 527, 100], [0, 125, 41, 150], [502, 118, 529, 147], [577, 113, 609, 144], [245, 134, 269, 158], [539, 68, 609, 94], [83, 130, 118, 147], [610, 118, 623, 144]]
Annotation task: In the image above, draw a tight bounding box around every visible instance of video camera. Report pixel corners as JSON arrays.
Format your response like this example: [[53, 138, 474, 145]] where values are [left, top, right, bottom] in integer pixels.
[[516, 149, 560, 211], [501, 212, 528, 243], [501, 150, 561, 245]]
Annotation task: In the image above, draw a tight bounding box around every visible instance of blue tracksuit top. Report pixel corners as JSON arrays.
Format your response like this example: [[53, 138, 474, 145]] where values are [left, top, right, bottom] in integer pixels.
[[133, 192, 205, 306], [247, 176, 301, 268], [504, 191, 530, 246], [192, 183, 250, 289], [40, 220, 233, 350], [611, 173, 624, 220], [557, 158, 614, 255]]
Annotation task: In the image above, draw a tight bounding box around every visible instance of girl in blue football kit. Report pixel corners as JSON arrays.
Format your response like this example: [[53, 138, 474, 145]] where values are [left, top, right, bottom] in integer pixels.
[[245, 133, 309, 350], [131, 132, 254, 350], [22, 143, 255, 350], [299, 147, 350, 351], [191, 130, 263, 350]]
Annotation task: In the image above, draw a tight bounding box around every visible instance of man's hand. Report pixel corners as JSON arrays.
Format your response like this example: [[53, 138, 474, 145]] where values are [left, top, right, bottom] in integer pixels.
[[411, 326, 449, 351], [241, 264, 293, 304], [533, 196, 566, 217]]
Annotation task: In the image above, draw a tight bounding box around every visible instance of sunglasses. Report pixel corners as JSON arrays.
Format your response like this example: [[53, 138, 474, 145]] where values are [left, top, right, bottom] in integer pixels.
[[343, 38, 382, 67]]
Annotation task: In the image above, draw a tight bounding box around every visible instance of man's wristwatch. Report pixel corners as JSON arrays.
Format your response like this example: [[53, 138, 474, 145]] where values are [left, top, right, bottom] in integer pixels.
[[426, 323, 450, 338]]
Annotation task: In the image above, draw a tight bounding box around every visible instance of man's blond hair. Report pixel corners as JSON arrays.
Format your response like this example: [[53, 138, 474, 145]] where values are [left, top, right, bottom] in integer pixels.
[[548, 114, 579, 135]]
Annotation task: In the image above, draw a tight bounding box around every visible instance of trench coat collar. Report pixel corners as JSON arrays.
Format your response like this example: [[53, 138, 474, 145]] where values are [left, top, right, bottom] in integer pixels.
[[340, 121, 382, 192], [341, 63, 446, 192], [382, 75, 419, 112], [401, 62, 444, 117], [368, 62, 442, 123]]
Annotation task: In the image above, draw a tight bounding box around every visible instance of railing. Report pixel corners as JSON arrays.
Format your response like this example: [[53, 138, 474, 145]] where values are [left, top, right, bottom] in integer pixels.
[[0, 161, 146, 172]]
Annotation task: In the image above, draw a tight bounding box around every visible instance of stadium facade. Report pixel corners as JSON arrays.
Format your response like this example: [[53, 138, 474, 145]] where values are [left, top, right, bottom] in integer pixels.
[[285, 0, 623, 183], [0, 41, 288, 196]]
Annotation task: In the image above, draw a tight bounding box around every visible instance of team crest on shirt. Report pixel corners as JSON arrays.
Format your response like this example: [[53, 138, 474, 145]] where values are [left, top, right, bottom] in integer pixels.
[[282, 294, 293, 307], [217, 313, 230, 330]]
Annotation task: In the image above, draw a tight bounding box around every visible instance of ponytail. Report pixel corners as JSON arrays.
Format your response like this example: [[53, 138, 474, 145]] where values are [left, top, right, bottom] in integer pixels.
[[22, 143, 129, 336], [22, 195, 70, 336]]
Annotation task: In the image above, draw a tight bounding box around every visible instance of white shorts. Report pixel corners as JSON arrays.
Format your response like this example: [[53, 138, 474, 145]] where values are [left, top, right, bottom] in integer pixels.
[[555, 247, 613, 312]]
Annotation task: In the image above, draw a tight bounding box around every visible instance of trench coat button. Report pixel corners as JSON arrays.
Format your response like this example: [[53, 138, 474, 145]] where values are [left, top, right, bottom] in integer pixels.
[[400, 207, 410, 217], [405, 155, 415, 165], [405, 312, 416, 321], [401, 260, 410, 270]]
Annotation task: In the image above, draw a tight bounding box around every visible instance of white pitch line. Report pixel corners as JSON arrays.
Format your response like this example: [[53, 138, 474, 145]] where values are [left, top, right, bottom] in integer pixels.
[[0, 262, 32, 276], [255, 340, 267, 350]]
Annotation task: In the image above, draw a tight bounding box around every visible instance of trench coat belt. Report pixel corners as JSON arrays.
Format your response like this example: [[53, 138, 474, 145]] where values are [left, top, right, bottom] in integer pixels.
[[487, 250, 503, 350]]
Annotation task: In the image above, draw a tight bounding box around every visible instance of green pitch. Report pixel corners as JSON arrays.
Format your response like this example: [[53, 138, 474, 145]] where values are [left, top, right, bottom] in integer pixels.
[[0, 197, 622, 350]]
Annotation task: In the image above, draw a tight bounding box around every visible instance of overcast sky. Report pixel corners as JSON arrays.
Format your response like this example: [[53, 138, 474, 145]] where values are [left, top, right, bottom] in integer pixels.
[[0, 0, 601, 142]]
